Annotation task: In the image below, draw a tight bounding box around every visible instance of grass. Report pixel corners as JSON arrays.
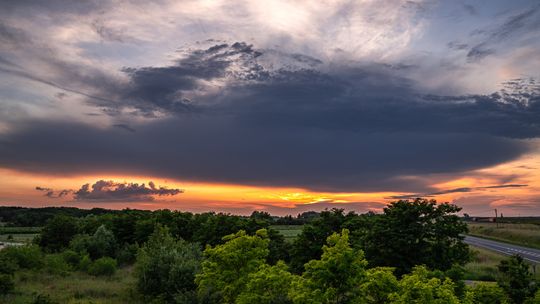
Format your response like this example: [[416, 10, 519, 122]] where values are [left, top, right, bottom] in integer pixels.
[[271, 225, 303, 242], [0, 233, 38, 243], [0, 227, 40, 244], [463, 246, 505, 281], [467, 222, 540, 249], [0, 227, 41, 234], [0, 266, 142, 304], [464, 245, 540, 282]]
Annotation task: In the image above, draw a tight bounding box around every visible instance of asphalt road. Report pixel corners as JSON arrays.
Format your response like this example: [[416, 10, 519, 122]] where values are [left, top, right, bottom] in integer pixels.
[[465, 235, 540, 264]]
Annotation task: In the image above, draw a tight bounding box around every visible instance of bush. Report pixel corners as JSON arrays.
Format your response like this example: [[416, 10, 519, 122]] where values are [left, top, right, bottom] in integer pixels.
[[88, 257, 117, 276], [61, 249, 81, 268], [498, 255, 537, 304], [0, 245, 42, 269], [78, 254, 92, 272], [43, 254, 71, 276], [0, 274, 14, 295], [0, 254, 17, 275], [465, 283, 509, 304]]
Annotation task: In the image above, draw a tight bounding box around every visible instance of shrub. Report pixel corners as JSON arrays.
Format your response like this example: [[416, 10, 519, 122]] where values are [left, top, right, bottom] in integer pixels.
[[498, 255, 537, 304], [88, 257, 117, 276], [1, 244, 43, 269], [43, 254, 71, 276], [78, 254, 92, 272], [62, 249, 81, 268], [0, 254, 17, 274], [465, 283, 509, 304], [0, 274, 14, 295]]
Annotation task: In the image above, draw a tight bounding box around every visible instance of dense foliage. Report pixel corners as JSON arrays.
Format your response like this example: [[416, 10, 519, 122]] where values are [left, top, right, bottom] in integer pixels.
[[362, 199, 470, 274], [1, 199, 538, 303], [136, 226, 202, 302]]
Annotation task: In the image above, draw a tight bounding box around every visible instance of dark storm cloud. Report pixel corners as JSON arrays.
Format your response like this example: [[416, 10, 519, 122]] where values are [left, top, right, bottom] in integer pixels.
[[73, 180, 182, 202], [388, 184, 528, 199], [35, 186, 54, 198], [37, 180, 182, 202], [35, 186, 71, 198], [103, 42, 263, 116], [1, 43, 539, 192]]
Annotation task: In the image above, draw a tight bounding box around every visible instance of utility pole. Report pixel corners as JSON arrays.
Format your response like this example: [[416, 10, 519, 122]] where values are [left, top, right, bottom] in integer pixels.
[[494, 209, 498, 228]]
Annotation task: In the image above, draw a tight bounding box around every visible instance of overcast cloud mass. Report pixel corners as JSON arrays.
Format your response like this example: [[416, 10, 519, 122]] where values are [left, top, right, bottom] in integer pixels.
[[0, 0, 539, 215]]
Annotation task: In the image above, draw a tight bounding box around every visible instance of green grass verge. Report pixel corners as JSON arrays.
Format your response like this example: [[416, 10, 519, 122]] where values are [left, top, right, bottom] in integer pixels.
[[464, 246, 505, 281], [467, 222, 540, 250], [0, 266, 142, 304], [464, 245, 540, 282]]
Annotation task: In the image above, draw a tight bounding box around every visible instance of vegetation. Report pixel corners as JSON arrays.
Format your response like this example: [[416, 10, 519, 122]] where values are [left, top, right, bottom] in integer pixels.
[[464, 247, 506, 281], [468, 222, 540, 249], [497, 255, 537, 304], [1, 200, 539, 303], [135, 226, 201, 302]]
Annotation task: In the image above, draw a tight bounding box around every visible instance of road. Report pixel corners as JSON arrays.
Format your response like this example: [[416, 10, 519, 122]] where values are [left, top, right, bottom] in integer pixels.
[[465, 235, 540, 264]]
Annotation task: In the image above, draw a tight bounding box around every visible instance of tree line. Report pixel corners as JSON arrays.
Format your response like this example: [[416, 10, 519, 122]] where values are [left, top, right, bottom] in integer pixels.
[[1, 198, 539, 303]]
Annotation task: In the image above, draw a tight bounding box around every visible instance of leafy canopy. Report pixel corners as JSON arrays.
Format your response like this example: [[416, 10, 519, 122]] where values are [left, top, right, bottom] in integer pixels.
[[196, 229, 269, 304]]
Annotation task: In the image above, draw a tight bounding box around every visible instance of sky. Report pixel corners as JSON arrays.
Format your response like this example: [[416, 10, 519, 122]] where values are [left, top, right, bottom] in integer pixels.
[[0, 0, 539, 216]]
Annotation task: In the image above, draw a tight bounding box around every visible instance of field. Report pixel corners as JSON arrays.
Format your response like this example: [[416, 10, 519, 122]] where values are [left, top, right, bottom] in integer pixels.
[[0, 227, 40, 244], [0, 266, 141, 304], [468, 222, 540, 249], [271, 225, 303, 242]]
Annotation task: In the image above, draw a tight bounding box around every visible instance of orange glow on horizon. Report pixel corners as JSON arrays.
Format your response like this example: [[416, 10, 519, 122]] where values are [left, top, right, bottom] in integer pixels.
[[0, 151, 539, 216]]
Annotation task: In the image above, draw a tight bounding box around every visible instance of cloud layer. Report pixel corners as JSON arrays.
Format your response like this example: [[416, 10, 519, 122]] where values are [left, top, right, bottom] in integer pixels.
[[0, 0, 539, 202], [1, 43, 538, 192]]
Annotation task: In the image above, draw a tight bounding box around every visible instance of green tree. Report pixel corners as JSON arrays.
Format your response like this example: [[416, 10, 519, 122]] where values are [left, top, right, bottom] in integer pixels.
[[290, 229, 367, 304], [362, 199, 469, 274], [357, 267, 399, 304], [196, 229, 269, 304], [290, 209, 347, 273], [497, 255, 537, 304], [39, 215, 79, 252], [465, 283, 509, 304], [136, 226, 202, 303], [236, 261, 294, 304], [388, 266, 460, 304], [70, 225, 117, 260]]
